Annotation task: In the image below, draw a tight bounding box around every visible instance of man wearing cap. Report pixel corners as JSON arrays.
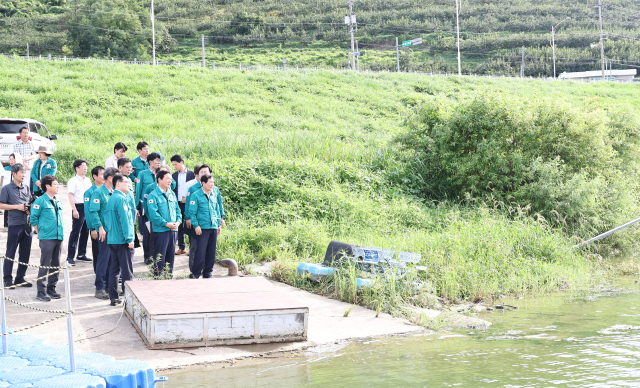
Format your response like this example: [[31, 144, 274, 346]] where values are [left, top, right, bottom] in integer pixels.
[[105, 174, 135, 306], [30, 175, 64, 302], [31, 146, 57, 197], [147, 170, 181, 276], [105, 142, 128, 170]]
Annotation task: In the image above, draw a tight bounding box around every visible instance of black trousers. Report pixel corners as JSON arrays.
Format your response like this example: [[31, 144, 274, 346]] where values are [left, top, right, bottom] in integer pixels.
[[91, 234, 99, 273], [193, 228, 218, 279], [138, 215, 155, 260], [108, 244, 133, 300], [177, 202, 186, 250], [3, 225, 32, 282], [153, 230, 177, 276], [67, 203, 89, 260], [37, 239, 61, 293]]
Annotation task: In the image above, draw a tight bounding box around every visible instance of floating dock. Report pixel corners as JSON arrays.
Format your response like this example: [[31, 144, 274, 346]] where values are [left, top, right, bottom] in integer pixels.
[[124, 277, 309, 349]]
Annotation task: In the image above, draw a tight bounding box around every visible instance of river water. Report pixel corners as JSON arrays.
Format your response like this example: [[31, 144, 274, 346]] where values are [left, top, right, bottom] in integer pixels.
[[167, 277, 640, 387]]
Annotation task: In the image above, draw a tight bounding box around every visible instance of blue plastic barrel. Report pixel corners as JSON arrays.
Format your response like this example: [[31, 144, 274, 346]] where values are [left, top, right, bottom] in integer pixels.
[[356, 278, 374, 289], [297, 262, 310, 275]]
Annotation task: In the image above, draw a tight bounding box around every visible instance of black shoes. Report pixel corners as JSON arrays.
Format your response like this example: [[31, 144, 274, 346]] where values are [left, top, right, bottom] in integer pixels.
[[36, 291, 51, 302], [95, 289, 109, 300], [144, 258, 152, 265], [14, 278, 32, 288], [110, 298, 122, 306], [76, 256, 92, 262], [3, 280, 12, 288], [188, 273, 195, 279], [67, 258, 76, 266], [47, 287, 61, 299]]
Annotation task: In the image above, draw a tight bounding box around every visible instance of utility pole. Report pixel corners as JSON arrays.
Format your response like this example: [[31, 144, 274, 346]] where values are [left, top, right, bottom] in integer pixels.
[[355, 40, 359, 71], [151, 0, 156, 65], [346, 0, 356, 71], [26, 43, 29, 59], [455, 0, 461, 76], [201, 35, 205, 68], [396, 37, 400, 72], [552, 17, 570, 79], [598, 0, 605, 80], [521, 46, 524, 77]]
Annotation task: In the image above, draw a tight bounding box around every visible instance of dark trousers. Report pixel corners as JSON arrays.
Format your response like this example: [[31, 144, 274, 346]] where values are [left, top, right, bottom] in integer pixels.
[[3, 225, 32, 282], [192, 228, 218, 279], [108, 244, 133, 300], [177, 202, 186, 250], [186, 226, 197, 273], [91, 234, 99, 273], [139, 215, 155, 260], [37, 239, 61, 293], [95, 238, 111, 290], [67, 204, 89, 260], [153, 230, 177, 276]]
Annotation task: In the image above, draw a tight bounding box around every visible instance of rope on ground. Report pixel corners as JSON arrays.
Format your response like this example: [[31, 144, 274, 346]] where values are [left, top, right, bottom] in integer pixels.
[[0, 268, 64, 291], [3, 295, 70, 314], [76, 300, 126, 342], [0, 312, 71, 336], [0, 255, 64, 270]]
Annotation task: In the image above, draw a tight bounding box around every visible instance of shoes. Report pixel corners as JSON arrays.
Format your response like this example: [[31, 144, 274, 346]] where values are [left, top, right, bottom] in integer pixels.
[[46, 287, 61, 299], [36, 292, 51, 302], [76, 256, 92, 262], [110, 298, 122, 306], [67, 259, 76, 266], [14, 278, 32, 288], [95, 289, 109, 300], [188, 273, 195, 279], [144, 258, 152, 265], [118, 290, 124, 296], [3, 280, 12, 288], [175, 249, 187, 255]]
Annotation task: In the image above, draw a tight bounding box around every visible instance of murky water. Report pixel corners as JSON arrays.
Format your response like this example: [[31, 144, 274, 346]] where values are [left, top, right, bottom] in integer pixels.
[[167, 277, 640, 387]]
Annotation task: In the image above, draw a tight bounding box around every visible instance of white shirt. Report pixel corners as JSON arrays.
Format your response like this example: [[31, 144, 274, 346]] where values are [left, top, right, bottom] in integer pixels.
[[67, 175, 92, 204], [105, 155, 118, 169], [177, 170, 188, 200]]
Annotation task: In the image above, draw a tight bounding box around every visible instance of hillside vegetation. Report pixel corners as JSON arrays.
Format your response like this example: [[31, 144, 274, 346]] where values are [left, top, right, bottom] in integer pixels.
[[1, 58, 638, 304], [2, 0, 640, 75]]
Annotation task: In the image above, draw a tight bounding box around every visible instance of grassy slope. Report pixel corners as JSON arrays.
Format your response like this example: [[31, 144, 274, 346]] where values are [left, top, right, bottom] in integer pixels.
[[1, 57, 631, 301]]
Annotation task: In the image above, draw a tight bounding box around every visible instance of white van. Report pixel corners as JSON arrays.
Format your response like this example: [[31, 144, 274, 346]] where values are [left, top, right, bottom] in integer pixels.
[[0, 118, 57, 165]]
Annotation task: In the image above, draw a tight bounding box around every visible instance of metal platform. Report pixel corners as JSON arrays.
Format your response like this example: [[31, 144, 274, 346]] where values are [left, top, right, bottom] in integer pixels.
[[124, 277, 309, 349]]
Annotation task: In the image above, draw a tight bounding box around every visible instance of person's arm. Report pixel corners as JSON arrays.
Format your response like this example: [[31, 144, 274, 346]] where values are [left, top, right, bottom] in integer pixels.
[[187, 196, 199, 228], [146, 194, 168, 229], [49, 159, 58, 176], [88, 191, 103, 230], [0, 188, 25, 211], [117, 201, 134, 244], [30, 161, 38, 185], [135, 172, 144, 206], [30, 199, 42, 227], [67, 180, 79, 219], [174, 198, 182, 225]]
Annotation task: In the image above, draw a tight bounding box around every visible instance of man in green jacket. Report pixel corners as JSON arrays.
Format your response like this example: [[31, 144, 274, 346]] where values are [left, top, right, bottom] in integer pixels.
[[106, 174, 135, 306], [88, 167, 117, 300], [30, 175, 64, 302], [31, 146, 57, 196], [117, 158, 137, 222], [147, 170, 181, 276], [84, 165, 104, 274], [187, 174, 223, 279], [135, 152, 161, 264], [130, 141, 150, 183]]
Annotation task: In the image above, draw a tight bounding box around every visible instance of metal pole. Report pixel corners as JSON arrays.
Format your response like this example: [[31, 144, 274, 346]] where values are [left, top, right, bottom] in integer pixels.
[[0, 262, 7, 355], [349, 1, 355, 71], [355, 40, 359, 71], [64, 265, 76, 372], [598, 0, 605, 80], [201, 35, 205, 68], [455, 0, 461, 76], [151, 0, 156, 65], [552, 26, 556, 79], [396, 37, 400, 72], [521, 46, 524, 77], [26, 43, 29, 59], [574, 216, 640, 248]]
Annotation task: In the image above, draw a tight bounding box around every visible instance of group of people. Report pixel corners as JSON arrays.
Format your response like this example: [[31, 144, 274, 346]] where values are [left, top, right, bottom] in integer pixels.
[[0, 127, 225, 306]]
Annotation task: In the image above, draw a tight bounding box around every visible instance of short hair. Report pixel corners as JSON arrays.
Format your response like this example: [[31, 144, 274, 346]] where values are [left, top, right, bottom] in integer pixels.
[[193, 164, 202, 175], [170, 154, 184, 164], [136, 141, 149, 151], [199, 164, 211, 174], [155, 165, 170, 174], [200, 174, 213, 184], [112, 174, 125, 188], [41, 175, 58, 191], [103, 167, 118, 180], [11, 163, 25, 176], [9, 153, 15, 160], [117, 157, 131, 168], [114, 142, 127, 153], [19, 127, 28, 133], [156, 170, 171, 181], [73, 158, 88, 170], [91, 166, 104, 180], [147, 152, 160, 162]]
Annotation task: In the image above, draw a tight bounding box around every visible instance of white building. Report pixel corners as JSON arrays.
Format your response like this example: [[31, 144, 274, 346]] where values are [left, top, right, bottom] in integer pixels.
[[558, 69, 637, 82]]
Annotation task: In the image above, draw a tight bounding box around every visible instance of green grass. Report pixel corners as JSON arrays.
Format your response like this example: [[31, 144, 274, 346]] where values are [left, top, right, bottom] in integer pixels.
[[0, 56, 630, 308]]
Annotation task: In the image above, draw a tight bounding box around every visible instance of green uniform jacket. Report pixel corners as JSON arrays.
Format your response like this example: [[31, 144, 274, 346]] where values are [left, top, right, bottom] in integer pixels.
[[30, 193, 64, 240], [105, 190, 135, 244], [186, 188, 221, 229], [147, 186, 182, 232], [83, 184, 98, 230], [131, 156, 148, 182], [135, 169, 155, 210], [142, 179, 176, 216], [183, 182, 201, 221], [124, 176, 136, 222], [88, 185, 112, 231], [31, 157, 57, 194]]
